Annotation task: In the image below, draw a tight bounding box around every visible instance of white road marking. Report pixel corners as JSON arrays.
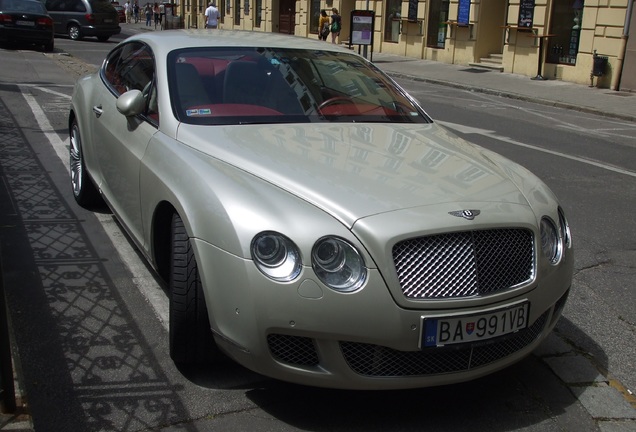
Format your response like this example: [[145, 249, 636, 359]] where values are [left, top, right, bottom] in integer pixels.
[[19, 84, 170, 330]]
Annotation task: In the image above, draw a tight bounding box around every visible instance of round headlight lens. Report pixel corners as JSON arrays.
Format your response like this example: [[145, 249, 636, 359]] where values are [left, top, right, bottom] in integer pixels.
[[312, 237, 366, 292], [540, 217, 562, 265], [252, 232, 301, 282]]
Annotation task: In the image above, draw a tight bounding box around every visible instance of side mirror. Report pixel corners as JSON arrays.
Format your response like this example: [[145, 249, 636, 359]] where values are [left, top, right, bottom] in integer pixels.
[[116, 89, 146, 117]]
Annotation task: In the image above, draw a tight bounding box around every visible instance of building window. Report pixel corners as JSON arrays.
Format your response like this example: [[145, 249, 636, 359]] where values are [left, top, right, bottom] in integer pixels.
[[426, 0, 449, 48], [547, 0, 584, 65], [234, 0, 240, 24], [384, 0, 402, 43], [219, 0, 225, 23], [255, 0, 262, 26], [310, 0, 320, 33]]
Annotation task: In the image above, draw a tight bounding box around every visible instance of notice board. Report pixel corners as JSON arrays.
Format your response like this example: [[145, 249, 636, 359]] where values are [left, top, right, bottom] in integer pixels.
[[518, 0, 535, 28], [350, 10, 374, 46], [457, 0, 470, 26]]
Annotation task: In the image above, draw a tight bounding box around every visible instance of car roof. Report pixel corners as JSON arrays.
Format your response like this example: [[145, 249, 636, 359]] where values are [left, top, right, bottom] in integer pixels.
[[124, 29, 361, 57]]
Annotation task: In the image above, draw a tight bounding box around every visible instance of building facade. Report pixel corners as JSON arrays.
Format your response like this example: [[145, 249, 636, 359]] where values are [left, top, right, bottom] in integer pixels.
[[177, 0, 636, 91]]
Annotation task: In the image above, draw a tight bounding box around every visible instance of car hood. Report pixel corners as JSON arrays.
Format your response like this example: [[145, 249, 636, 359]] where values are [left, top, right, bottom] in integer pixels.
[[176, 122, 531, 227]]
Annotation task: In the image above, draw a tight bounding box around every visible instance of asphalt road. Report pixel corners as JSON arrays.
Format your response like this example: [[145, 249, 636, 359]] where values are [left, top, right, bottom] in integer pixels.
[[0, 34, 635, 431]]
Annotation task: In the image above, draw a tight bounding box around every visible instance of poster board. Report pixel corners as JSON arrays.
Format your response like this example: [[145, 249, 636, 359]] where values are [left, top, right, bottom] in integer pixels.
[[518, 0, 535, 29], [350, 10, 374, 46], [457, 0, 470, 26]]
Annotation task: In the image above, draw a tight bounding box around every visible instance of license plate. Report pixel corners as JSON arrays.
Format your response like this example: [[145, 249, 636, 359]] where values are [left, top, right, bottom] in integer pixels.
[[104, 18, 113, 23], [16, 20, 35, 26], [421, 302, 529, 348]]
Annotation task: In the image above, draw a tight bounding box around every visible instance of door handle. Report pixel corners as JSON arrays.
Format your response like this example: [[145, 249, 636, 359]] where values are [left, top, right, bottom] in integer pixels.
[[92, 105, 103, 117]]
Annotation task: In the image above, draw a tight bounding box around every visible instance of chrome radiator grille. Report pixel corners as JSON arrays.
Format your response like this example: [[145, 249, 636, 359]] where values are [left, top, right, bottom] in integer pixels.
[[392, 229, 534, 299]]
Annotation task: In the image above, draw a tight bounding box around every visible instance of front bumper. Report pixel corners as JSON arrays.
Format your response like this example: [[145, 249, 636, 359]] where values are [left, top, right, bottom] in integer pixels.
[[194, 238, 572, 390]]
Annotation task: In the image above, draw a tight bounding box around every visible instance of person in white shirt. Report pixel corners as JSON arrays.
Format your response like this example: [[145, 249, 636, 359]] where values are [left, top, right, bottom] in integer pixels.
[[124, 1, 131, 23], [204, 2, 219, 29]]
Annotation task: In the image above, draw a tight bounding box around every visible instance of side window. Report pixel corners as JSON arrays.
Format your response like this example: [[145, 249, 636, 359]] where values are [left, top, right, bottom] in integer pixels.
[[72, 0, 86, 12], [102, 42, 158, 124], [45, 0, 63, 11]]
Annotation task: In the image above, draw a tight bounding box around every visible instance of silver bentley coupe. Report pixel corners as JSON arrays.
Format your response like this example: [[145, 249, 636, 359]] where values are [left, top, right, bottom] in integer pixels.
[[69, 30, 573, 390]]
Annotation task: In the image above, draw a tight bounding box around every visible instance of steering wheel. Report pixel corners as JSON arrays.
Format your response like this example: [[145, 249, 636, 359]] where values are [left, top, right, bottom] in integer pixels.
[[318, 96, 355, 112]]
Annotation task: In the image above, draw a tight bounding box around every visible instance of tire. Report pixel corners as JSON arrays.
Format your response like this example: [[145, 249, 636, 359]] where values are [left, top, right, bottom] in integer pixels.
[[169, 213, 218, 365], [68, 24, 81, 40], [69, 119, 102, 208], [97, 35, 109, 42]]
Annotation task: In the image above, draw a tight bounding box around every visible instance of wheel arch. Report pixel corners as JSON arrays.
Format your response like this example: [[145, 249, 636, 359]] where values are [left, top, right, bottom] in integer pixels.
[[151, 200, 179, 283], [68, 109, 76, 132]]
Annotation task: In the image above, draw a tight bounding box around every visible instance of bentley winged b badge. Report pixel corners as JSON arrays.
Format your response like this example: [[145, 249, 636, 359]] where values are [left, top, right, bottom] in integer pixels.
[[449, 209, 481, 220]]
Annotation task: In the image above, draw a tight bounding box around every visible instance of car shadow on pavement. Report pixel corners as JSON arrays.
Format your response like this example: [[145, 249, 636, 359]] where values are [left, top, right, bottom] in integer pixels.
[[242, 356, 581, 432]]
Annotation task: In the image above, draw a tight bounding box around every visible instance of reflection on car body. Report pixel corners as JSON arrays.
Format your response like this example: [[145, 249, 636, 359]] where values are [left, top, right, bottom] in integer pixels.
[[68, 30, 574, 390]]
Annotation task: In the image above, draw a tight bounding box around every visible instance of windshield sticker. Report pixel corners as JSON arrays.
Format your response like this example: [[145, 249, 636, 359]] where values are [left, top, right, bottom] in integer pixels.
[[186, 108, 212, 116]]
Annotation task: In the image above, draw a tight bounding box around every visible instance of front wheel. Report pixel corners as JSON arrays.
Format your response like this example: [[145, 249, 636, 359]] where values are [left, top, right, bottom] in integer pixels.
[[169, 213, 219, 365], [69, 119, 101, 208]]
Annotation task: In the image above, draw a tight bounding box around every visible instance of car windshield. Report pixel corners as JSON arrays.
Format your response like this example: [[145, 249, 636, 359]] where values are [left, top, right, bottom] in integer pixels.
[[167, 47, 432, 125]]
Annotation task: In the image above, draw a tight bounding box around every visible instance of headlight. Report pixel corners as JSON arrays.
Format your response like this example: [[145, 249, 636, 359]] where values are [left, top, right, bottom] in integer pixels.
[[540, 217, 562, 265], [558, 207, 572, 249], [312, 237, 367, 292], [252, 232, 302, 282]]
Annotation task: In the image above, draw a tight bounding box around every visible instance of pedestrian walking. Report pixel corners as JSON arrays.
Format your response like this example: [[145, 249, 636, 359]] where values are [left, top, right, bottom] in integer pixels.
[[153, 2, 160, 28], [124, 0, 132, 23], [133, 2, 139, 23], [318, 9, 329, 41], [330, 8, 341, 44], [204, 1, 219, 29], [144, 2, 152, 26]]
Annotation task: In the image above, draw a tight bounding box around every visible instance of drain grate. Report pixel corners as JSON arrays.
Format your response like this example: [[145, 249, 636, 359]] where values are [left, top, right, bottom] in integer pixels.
[[460, 68, 493, 73]]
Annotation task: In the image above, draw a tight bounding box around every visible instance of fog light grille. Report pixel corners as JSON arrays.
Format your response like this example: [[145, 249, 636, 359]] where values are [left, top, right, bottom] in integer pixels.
[[267, 334, 319, 366], [341, 311, 548, 377], [393, 229, 534, 299]]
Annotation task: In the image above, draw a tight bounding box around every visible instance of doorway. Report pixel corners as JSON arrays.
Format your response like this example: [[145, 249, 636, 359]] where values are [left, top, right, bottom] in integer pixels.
[[474, 0, 507, 60], [278, 0, 295, 34]]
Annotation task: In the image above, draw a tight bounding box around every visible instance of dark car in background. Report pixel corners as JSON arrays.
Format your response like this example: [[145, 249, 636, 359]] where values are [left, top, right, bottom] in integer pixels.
[[44, 0, 120, 41], [0, 0, 54, 51]]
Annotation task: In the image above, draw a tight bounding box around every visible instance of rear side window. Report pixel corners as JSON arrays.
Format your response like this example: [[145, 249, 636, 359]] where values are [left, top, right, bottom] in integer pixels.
[[45, 0, 86, 12], [89, 0, 116, 13]]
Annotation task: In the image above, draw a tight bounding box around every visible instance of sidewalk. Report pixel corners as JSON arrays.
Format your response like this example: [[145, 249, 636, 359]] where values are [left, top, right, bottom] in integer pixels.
[[126, 18, 636, 123]]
